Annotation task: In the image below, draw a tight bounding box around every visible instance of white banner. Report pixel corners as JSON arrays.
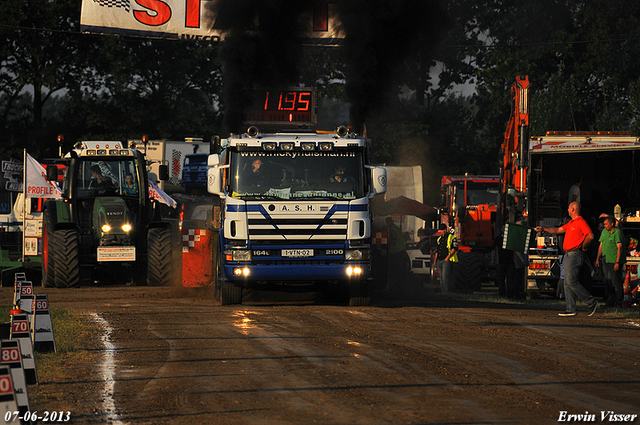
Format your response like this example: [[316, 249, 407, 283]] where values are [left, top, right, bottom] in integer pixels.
[[80, 0, 343, 43], [148, 179, 177, 208], [25, 154, 62, 199]]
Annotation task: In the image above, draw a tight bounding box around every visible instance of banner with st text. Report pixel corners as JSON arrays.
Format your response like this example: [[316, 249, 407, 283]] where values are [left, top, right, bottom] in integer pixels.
[[80, 0, 343, 44]]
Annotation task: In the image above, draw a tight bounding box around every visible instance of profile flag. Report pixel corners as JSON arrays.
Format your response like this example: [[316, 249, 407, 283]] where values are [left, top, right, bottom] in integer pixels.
[[25, 153, 62, 199]]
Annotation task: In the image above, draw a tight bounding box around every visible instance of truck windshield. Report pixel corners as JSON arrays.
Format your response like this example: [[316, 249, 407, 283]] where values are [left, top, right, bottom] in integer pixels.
[[74, 158, 142, 198], [229, 150, 365, 200], [184, 155, 208, 166], [455, 182, 499, 206]]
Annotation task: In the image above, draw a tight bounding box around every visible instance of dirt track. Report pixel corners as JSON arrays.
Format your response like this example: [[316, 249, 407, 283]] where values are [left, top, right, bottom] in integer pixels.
[[13, 283, 640, 425]]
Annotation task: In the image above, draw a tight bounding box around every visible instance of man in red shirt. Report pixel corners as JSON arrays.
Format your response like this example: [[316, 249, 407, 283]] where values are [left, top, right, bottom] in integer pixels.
[[535, 202, 599, 316]]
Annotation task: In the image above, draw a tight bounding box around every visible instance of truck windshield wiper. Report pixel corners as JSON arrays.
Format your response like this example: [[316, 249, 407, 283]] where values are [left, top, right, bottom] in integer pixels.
[[244, 195, 285, 200]]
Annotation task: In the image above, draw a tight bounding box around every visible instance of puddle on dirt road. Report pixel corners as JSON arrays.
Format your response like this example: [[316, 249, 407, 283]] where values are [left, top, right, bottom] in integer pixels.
[[232, 310, 261, 335], [92, 313, 125, 425]]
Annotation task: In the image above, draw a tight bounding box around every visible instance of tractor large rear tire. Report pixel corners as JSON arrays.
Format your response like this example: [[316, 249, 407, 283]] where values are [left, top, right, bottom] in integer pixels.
[[53, 229, 81, 288], [41, 211, 56, 287], [147, 228, 172, 286], [453, 251, 483, 293]]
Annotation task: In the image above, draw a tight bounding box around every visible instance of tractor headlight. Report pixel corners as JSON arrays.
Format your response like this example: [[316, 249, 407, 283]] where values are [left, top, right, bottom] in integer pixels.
[[122, 224, 132, 232], [101, 224, 111, 233]]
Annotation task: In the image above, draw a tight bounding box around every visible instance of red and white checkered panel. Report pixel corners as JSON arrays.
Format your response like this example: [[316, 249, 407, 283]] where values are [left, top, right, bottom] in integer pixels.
[[182, 228, 207, 251]]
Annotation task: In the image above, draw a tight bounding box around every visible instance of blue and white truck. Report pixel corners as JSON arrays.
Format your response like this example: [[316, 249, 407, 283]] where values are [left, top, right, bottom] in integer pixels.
[[181, 153, 209, 193], [207, 125, 387, 305]]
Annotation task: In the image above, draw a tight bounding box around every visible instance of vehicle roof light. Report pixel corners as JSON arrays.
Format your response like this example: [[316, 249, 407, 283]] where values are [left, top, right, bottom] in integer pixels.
[[301, 142, 316, 151], [262, 142, 277, 151], [318, 142, 333, 151], [280, 142, 295, 151]]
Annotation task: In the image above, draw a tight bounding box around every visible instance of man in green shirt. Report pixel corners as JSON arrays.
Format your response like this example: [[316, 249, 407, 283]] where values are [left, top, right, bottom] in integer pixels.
[[595, 215, 623, 307]]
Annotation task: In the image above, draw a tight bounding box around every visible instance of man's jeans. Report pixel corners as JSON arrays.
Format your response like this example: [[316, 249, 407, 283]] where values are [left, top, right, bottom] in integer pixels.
[[602, 261, 623, 306], [563, 251, 597, 313]]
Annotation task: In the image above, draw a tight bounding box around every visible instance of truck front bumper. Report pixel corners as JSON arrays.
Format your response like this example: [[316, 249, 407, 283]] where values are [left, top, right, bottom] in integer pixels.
[[223, 262, 371, 283]]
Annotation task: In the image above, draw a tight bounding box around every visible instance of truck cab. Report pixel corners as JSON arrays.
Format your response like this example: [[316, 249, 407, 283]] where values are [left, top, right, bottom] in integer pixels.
[[440, 175, 499, 251], [207, 126, 387, 306]]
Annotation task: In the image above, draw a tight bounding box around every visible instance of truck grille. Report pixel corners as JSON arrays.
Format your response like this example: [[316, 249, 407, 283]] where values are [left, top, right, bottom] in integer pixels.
[[247, 208, 349, 241]]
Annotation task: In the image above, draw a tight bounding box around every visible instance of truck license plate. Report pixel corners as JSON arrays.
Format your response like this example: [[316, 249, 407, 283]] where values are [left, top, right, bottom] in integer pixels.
[[281, 249, 314, 258], [97, 246, 136, 262]]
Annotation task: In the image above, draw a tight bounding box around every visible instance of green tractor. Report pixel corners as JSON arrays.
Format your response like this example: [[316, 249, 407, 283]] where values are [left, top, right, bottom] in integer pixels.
[[42, 141, 175, 288]]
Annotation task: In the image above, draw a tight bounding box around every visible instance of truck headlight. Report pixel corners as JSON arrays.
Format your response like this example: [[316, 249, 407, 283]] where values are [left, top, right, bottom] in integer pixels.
[[345, 249, 369, 261], [227, 250, 252, 261]]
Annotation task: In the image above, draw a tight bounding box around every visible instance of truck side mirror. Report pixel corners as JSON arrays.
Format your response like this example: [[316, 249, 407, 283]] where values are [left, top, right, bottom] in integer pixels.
[[367, 166, 387, 198], [158, 164, 169, 181], [208, 154, 220, 166], [46, 165, 58, 182], [207, 165, 225, 198]]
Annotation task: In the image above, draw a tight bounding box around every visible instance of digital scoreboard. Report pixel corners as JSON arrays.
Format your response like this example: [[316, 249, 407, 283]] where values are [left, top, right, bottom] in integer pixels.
[[245, 88, 317, 126]]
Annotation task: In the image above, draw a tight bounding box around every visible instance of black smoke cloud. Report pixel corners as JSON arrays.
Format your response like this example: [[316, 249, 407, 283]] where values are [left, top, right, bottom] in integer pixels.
[[208, 0, 314, 135], [209, 0, 448, 135], [337, 0, 448, 133]]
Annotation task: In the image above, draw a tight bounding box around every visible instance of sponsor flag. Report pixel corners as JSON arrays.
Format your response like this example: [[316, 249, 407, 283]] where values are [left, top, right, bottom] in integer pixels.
[[25, 153, 62, 199], [1, 155, 23, 193], [148, 179, 177, 208]]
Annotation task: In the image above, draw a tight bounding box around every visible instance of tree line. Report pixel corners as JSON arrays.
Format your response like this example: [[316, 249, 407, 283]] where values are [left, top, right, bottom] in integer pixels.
[[2, 0, 640, 204]]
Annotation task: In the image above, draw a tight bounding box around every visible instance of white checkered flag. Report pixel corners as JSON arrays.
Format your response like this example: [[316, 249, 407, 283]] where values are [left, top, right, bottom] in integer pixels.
[[92, 0, 130, 12]]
